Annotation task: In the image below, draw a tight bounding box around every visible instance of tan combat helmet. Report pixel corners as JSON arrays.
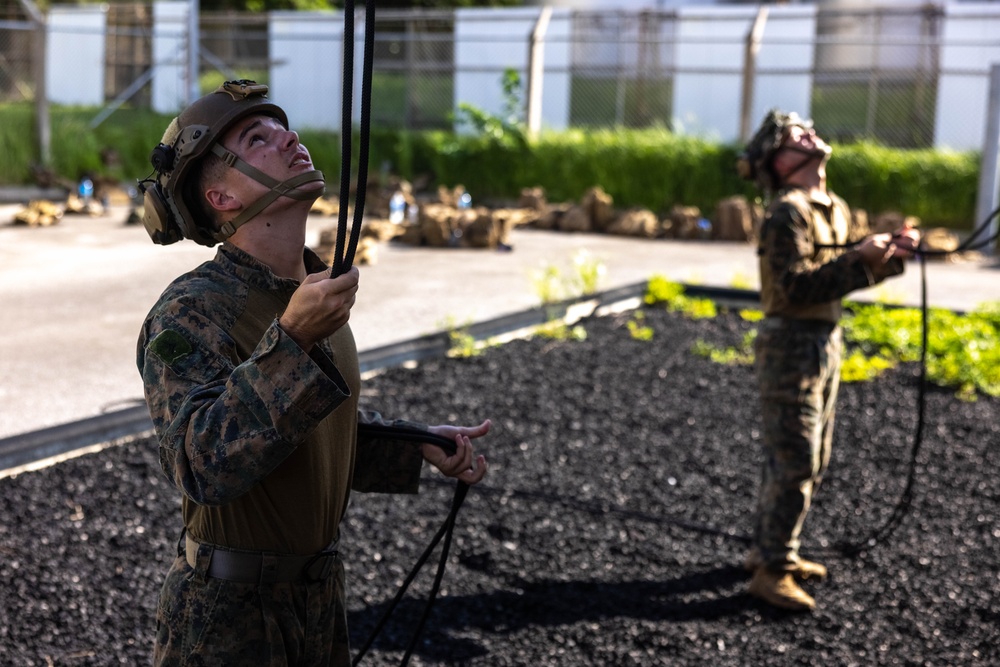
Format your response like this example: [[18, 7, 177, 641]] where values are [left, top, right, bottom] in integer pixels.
[[138, 80, 325, 246], [736, 109, 813, 193]]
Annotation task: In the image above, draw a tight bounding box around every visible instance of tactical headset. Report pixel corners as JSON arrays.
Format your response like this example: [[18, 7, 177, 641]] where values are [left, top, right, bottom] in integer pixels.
[[137, 80, 325, 247]]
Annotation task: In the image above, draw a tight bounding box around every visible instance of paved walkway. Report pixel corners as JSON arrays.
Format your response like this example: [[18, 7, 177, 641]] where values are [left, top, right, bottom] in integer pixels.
[[2, 204, 998, 439]]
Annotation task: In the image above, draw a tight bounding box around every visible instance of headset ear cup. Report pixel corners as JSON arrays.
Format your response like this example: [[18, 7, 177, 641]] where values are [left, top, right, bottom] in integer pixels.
[[140, 181, 184, 245]]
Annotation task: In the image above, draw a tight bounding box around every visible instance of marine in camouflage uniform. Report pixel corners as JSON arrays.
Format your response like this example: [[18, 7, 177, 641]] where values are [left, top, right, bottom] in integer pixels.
[[136, 81, 488, 665], [737, 110, 919, 611]]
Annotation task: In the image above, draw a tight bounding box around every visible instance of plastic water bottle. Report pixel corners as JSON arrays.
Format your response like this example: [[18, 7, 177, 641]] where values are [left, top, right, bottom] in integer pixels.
[[389, 192, 405, 224], [458, 192, 472, 210], [697, 217, 712, 239], [79, 178, 94, 201]]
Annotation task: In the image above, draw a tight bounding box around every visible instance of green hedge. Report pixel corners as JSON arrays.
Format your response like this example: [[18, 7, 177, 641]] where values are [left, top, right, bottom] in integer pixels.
[[1, 103, 980, 230], [373, 127, 980, 229]]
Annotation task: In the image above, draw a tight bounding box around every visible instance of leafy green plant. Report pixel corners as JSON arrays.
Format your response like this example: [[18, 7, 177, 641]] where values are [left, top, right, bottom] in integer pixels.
[[440, 317, 481, 358], [534, 321, 587, 342], [530, 250, 607, 305], [626, 311, 654, 341], [644, 275, 718, 319], [729, 272, 755, 290], [570, 249, 607, 296], [530, 264, 566, 306], [692, 329, 756, 366], [648, 274, 998, 398], [839, 349, 895, 383], [452, 68, 527, 149], [526, 251, 606, 343]]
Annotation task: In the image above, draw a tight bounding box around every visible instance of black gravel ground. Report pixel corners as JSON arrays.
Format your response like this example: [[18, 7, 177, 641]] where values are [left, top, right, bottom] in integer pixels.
[[1, 305, 998, 666]]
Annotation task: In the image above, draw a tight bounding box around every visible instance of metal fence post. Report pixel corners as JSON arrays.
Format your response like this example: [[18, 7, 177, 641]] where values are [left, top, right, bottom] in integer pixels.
[[188, 0, 200, 104], [975, 63, 1000, 255], [526, 6, 552, 138], [739, 6, 768, 143], [19, 0, 49, 166]]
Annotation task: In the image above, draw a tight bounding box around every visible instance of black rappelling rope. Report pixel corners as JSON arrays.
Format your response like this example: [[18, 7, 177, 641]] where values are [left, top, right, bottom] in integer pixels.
[[806, 207, 998, 557], [331, 0, 373, 279], [328, 5, 471, 665], [352, 425, 469, 667]]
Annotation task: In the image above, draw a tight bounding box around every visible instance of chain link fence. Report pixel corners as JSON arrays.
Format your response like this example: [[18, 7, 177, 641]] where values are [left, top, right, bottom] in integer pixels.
[[0, 4, 36, 103], [1, 3, 998, 151]]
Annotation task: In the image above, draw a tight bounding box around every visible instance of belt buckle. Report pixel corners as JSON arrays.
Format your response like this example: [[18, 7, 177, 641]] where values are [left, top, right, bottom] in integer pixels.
[[303, 550, 336, 583]]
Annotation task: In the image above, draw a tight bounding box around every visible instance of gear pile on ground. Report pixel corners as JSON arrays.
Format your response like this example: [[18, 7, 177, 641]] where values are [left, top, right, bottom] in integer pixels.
[[0, 306, 997, 665]]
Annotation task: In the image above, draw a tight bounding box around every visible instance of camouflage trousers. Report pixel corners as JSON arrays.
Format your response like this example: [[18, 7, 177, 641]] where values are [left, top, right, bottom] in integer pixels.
[[752, 318, 842, 570], [153, 539, 350, 666]]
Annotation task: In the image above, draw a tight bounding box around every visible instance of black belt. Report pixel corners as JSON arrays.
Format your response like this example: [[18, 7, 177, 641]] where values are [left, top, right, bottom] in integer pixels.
[[185, 535, 339, 584], [762, 316, 838, 333]]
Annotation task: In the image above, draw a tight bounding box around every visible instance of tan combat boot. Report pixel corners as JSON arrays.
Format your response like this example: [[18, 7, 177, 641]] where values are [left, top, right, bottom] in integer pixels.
[[748, 568, 816, 611], [743, 548, 828, 581]]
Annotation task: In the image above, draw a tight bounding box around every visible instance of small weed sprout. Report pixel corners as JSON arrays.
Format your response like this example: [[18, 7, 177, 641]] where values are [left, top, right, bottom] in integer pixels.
[[535, 321, 587, 341], [528, 250, 606, 343], [730, 272, 755, 290], [570, 249, 607, 296], [440, 316, 480, 358], [530, 264, 565, 306], [692, 329, 756, 365], [644, 275, 717, 319], [627, 310, 654, 341]]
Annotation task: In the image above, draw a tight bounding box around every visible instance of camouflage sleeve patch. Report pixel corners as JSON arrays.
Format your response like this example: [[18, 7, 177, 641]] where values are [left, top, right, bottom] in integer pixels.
[[148, 329, 193, 366]]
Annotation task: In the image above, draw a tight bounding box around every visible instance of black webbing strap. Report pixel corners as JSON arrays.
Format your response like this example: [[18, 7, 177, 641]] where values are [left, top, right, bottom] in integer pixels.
[[353, 424, 470, 667], [331, 0, 375, 278]]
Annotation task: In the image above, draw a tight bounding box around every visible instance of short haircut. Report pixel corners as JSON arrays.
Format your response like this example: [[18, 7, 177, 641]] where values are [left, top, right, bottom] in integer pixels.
[[189, 151, 229, 230]]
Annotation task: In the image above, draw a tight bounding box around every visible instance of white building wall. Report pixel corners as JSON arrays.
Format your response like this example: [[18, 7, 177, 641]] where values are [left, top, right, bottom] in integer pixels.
[[673, 5, 815, 144], [934, 2, 1000, 151], [269, 12, 344, 132], [46, 5, 106, 107], [151, 1, 190, 115]]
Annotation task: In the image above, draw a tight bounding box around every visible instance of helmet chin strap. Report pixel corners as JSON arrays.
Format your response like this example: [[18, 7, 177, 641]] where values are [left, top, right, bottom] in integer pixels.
[[209, 143, 326, 241], [775, 143, 830, 188]]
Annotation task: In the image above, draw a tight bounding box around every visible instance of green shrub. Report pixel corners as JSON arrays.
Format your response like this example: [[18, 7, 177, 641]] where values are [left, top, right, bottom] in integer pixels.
[[0, 104, 980, 230], [827, 142, 978, 228]]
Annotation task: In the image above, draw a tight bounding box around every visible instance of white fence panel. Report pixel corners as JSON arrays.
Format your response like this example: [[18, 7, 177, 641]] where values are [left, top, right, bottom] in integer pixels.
[[151, 1, 189, 115], [674, 5, 814, 144], [47, 6, 106, 107], [934, 3, 1000, 151], [455, 7, 571, 132], [270, 12, 344, 132]]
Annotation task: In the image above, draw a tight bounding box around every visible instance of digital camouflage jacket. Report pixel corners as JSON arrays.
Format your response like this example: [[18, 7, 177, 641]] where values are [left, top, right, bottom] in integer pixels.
[[137, 243, 425, 555], [757, 187, 904, 322]]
